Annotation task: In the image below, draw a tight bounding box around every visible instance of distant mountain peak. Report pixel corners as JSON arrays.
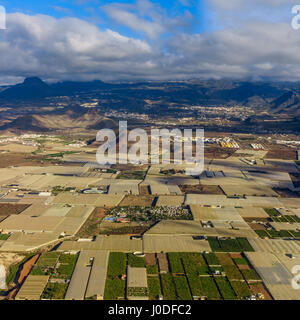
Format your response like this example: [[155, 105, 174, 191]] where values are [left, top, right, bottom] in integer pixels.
[[23, 77, 47, 86], [271, 90, 300, 110]]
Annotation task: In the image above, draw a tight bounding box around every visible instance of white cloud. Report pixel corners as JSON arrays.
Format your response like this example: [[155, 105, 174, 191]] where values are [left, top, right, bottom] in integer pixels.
[[0, 13, 155, 82], [1, 6, 300, 83], [102, 0, 194, 39], [103, 5, 164, 39]]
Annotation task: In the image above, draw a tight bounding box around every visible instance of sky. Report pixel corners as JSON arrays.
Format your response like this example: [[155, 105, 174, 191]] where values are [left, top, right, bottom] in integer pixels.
[[0, 0, 299, 84]]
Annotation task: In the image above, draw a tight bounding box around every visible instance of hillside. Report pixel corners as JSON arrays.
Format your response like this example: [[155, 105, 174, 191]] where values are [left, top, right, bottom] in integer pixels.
[[0, 109, 117, 133]]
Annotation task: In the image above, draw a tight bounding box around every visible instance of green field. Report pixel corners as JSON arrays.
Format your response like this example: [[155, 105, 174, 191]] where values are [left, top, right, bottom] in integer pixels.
[[0, 233, 10, 240], [174, 276, 192, 300], [215, 277, 237, 300], [203, 252, 220, 266], [42, 283, 68, 300], [104, 278, 126, 300], [107, 252, 127, 277], [208, 237, 254, 252], [36, 252, 60, 268], [181, 252, 206, 275], [146, 265, 159, 275], [168, 253, 184, 274], [255, 230, 269, 238], [241, 269, 261, 281], [30, 266, 49, 276], [148, 276, 162, 300], [128, 253, 145, 268], [230, 280, 251, 299], [199, 277, 220, 300], [223, 265, 243, 280], [187, 273, 205, 297], [117, 171, 146, 180], [161, 273, 177, 300], [55, 254, 78, 278], [264, 208, 280, 217]]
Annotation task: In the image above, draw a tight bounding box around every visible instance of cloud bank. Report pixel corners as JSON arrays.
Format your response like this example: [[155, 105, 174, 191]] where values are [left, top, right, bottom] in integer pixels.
[[0, 0, 300, 84]]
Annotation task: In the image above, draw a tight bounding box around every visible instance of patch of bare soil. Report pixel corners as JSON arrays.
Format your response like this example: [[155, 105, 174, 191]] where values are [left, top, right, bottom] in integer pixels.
[[230, 253, 242, 259], [265, 149, 297, 160], [0, 253, 25, 273], [8, 254, 40, 300], [76, 207, 107, 238], [16, 254, 40, 285], [179, 184, 224, 195], [205, 146, 236, 159], [145, 253, 157, 265], [0, 204, 30, 216], [0, 153, 50, 168], [99, 224, 149, 236], [249, 283, 273, 300], [139, 185, 151, 195], [119, 195, 155, 207], [243, 218, 270, 223]]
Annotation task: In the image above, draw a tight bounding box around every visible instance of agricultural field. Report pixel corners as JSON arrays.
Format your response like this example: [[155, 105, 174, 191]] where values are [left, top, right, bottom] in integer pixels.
[[147, 276, 161, 300], [24, 252, 79, 300], [117, 171, 146, 180], [55, 254, 78, 278], [42, 283, 69, 300], [0, 204, 30, 216], [104, 252, 127, 300], [208, 237, 254, 252], [255, 229, 300, 239], [76, 207, 107, 238], [179, 185, 224, 195], [119, 195, 155, 207], [144, 251, 265, 300], [0, 233, 10, 240], [36, 252, 60, 268]]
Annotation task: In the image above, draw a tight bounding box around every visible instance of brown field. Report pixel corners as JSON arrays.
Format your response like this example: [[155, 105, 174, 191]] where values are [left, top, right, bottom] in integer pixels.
[[265, 149, 297, 160], [16, 254, 40, 285], [145, 253, 157, 265], [230, 253, 243, 259], [248, 223, 267, 230], [139, 185, 151, 195], [205, 146, 236, 159], [249, 283, 273, 300], [119, 195, 155, 207], [157, 253, 169, 273], [0, 204, 30, 216], [99, 225, 149, 236], [238, 264, 251, 270], [215, 253, 234, 265], [76, 207, 107, 238], [179, 184, 224, 195], [0, 153, 54, 168], [8, 254, 40, 300], [243, 218, 270, 223]]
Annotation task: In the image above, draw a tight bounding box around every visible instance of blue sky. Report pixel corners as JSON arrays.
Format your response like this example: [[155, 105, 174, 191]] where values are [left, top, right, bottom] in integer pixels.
[[0, 0, 299, 84], [1, 0, 207, 36]]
